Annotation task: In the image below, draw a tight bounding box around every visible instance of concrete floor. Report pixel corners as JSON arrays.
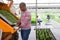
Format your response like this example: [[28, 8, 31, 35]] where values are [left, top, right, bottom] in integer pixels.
[[0, 30, 2, 40], [37, 20, 60, 29], [51, 28, 60, 40]]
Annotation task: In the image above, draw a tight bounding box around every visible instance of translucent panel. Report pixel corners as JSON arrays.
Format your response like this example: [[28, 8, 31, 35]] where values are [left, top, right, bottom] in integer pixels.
[[26, 4, 36, 7], [37, 9, 60, 13], [37, 4, 60, 7], [37, 0, 60, 3], [13, 0, 36, 4], [13, 4, 36, 8], [3, 0, 9, 4], [0, 0, 4, 2]]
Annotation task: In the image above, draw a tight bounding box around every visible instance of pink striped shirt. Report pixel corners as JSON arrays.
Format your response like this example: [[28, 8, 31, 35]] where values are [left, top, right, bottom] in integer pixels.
[[20, 11, 31, 29]]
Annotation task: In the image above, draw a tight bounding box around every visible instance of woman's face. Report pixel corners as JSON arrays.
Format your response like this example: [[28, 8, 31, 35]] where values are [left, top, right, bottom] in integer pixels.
[[20, 4, 27, 11]]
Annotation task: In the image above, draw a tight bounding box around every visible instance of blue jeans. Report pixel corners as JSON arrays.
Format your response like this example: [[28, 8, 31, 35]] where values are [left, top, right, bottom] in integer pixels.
[[20, 29, 31, 40]]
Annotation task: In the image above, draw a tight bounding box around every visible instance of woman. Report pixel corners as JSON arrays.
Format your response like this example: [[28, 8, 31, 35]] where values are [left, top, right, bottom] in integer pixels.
[[17, 2, 31, 40]]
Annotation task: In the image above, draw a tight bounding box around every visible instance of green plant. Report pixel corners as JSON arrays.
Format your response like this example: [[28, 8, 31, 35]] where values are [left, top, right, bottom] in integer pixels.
[[0, 10, 17, 23], [54, 18, 60, 23], [36, 29, 56, 40], [31, 13, 36, 23]]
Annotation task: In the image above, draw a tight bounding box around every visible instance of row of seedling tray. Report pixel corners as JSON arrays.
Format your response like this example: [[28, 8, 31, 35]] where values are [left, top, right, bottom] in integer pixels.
[[36, 29, 56, 40]]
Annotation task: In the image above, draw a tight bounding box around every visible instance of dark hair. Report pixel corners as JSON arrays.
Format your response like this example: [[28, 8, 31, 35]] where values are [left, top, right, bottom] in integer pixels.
[[19, 2, 26, 7], [37, 16, 38, 18]]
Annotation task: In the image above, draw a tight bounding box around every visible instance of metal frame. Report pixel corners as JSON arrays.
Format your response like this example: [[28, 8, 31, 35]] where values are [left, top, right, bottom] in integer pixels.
[[13, 3, 60, 5], [0, 29, 2, 40]]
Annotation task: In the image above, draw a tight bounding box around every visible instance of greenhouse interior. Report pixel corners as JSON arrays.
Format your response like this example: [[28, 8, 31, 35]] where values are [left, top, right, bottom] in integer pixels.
[[0, 0, 60, 40]]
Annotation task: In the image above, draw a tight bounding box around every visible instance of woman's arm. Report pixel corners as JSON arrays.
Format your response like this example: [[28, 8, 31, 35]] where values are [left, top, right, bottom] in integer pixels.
[[17, 19, 21, 26]]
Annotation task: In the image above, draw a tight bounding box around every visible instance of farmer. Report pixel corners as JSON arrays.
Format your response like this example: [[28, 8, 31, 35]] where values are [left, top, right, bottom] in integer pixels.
[[17, 2, 31, 40], [37, 16, 42, 25], [47, 15, 50, 22]]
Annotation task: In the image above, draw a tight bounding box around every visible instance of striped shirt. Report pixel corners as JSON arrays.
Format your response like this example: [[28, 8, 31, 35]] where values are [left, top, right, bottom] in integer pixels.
[[20, 11, 31, 29]]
